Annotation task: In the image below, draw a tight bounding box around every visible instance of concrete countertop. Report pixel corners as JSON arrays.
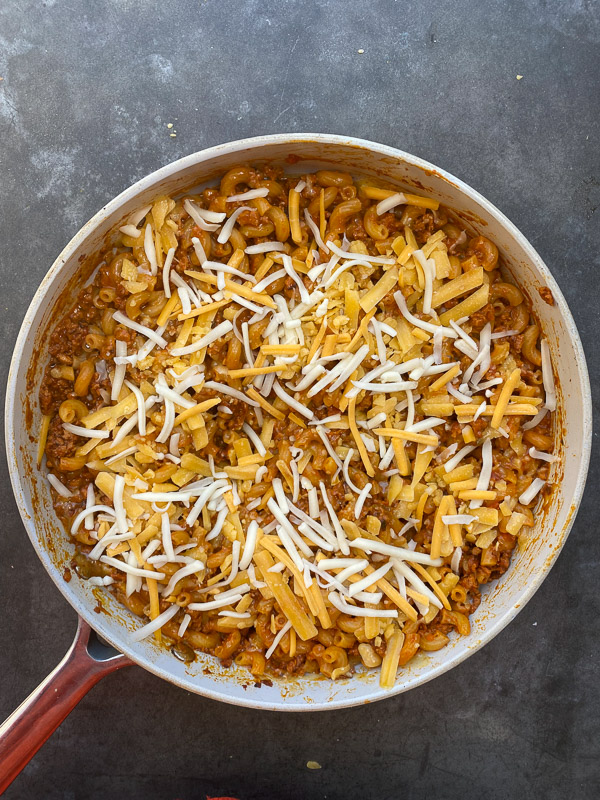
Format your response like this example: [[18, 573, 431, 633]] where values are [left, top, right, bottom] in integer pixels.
[[0, 1, 598, 798]]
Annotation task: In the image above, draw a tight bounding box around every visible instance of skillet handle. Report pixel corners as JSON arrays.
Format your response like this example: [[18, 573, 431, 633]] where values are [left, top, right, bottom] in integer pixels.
[[0, 617, 132, 794]]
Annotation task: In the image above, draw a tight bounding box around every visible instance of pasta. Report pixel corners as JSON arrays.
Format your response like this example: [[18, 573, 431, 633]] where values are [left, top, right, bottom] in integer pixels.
[[38, 165, 557, 688]]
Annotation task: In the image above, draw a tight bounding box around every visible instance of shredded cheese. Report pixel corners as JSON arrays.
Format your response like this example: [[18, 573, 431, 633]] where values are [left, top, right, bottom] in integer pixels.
[[540, 340, 556, 412], [470, 439, 493, 509], [112, 311, 168, 348], [518, 478, 546, 506], [228, 187, 269, 202], [218, 205, 253, 244], [130, 604, 180, 642], [376, 192, 407, 215], [40, 170, 559, 690], [47, 474, 73, 498]]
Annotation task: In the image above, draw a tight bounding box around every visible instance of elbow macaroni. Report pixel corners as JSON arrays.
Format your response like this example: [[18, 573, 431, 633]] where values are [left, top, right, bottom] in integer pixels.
[[38, 164, 557, 688]]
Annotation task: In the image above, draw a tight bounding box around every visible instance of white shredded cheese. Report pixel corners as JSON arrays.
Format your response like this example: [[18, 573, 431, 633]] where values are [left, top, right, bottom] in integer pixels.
[[519, 478, 546, 506], [464, 323, 492, 386], [444, 444, 476, 473], [350, 378, 417, 395], [447, 383, 473, 404], [203, 380, 259, 407], [112, 311, 168, 348], [62, 423, 109, 439], [470, 439, 492, 509], [88, 576, 114, 587], [124, 379, 146, 436], [113, 396, 157, 446], [266, 502, 305, 571], [111, 340, 127, 402], [239, 520, 259, 571], [540, 340, 556, 412], [100, 555, 165, 580], [247, 563, 266, 589], [392, 559, 441, 610], [254, 465, 268, 484], [477, 377, 503, 390], [319, 557, 366, 573], [282, 254, 310, 303], [315, 425, 343, 471], [473, 400, 487, 422], [241, 422, 267, 456], [191, 236, 208, 266], [433, 329, 443, 364], [350, 537, 443, 565], [177, 286, 192, 315], [144, 224, 158, 275], [104, 446, 137, 466], [303, 208, 328, 251], [206, 506, 229, 541], [528, 447, 557, 463], [227, 187, 269, 202], [327, 239, 395, 264], [272, 477, 289, 514], [376, 192, 407, 215], [319, 482, 350, 555], [341, 449, 362, 495], [272, 380, 314, 419], [113, 475, 128, 534], [162, 247, 176, 298], [328, 592, 398, 618], [130, 603, 180, 642], [354, 482, 372, 519], [203, 260, 257, 284], [156, 396, 175, 443], [119, 223, 142, 238], [162, 559, 205, 598], [253, 268, 287, 294], [244, 241, 286, 254], [422, 258, 436, 315], [47, 474, 73, 498], [265, 620, 292, 659], [438, 443, 458, 464], [178, 613, 191, 638], [171, 320, 233, 357], [405, 417, 445, 434], [348, 561, 391, 597], [450, 319, 479, 355], [127, 204, 152, 227], [183, 198, 223, 231], [161, 511, 175, 561], [443, 514, 476, 525], [490, 329, 519, 339], [522, 407, 549, 431], [84, 483, 95, 529], [394, 291, 455, 337], [155, 378, 195, 409], [169, 433, 181, 457], [219, 611, 251, 619], [451, 547, 462, 574], [217, 205, 253, 244], [70, 504, 115, 535]]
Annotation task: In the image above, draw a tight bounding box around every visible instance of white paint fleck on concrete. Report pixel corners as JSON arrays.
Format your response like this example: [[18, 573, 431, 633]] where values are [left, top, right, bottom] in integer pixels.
[[146, 54, 174, 82]]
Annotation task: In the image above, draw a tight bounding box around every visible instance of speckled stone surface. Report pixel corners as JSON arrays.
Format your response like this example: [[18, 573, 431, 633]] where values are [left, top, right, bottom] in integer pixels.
[[0, 1, 598, 798]]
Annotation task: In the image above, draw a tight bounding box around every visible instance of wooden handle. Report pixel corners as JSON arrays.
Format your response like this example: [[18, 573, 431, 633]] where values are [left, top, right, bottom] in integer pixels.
[[0, 618, 132, 794]]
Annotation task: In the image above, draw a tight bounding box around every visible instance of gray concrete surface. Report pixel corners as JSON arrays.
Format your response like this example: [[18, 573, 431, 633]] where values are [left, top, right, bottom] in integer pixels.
[[0, 1, 598, 798]]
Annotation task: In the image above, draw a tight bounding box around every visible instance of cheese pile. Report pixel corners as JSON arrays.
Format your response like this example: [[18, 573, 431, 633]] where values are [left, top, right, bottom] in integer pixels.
[[45, 178, 557, 684]]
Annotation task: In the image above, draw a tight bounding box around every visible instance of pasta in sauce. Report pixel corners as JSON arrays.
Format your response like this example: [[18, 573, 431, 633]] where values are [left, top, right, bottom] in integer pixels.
[[38, 166, 557, 688]]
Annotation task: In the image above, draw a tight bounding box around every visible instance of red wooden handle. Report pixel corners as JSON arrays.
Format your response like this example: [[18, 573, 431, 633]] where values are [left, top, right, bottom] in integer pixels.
[[0, 618, 132, 794]]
